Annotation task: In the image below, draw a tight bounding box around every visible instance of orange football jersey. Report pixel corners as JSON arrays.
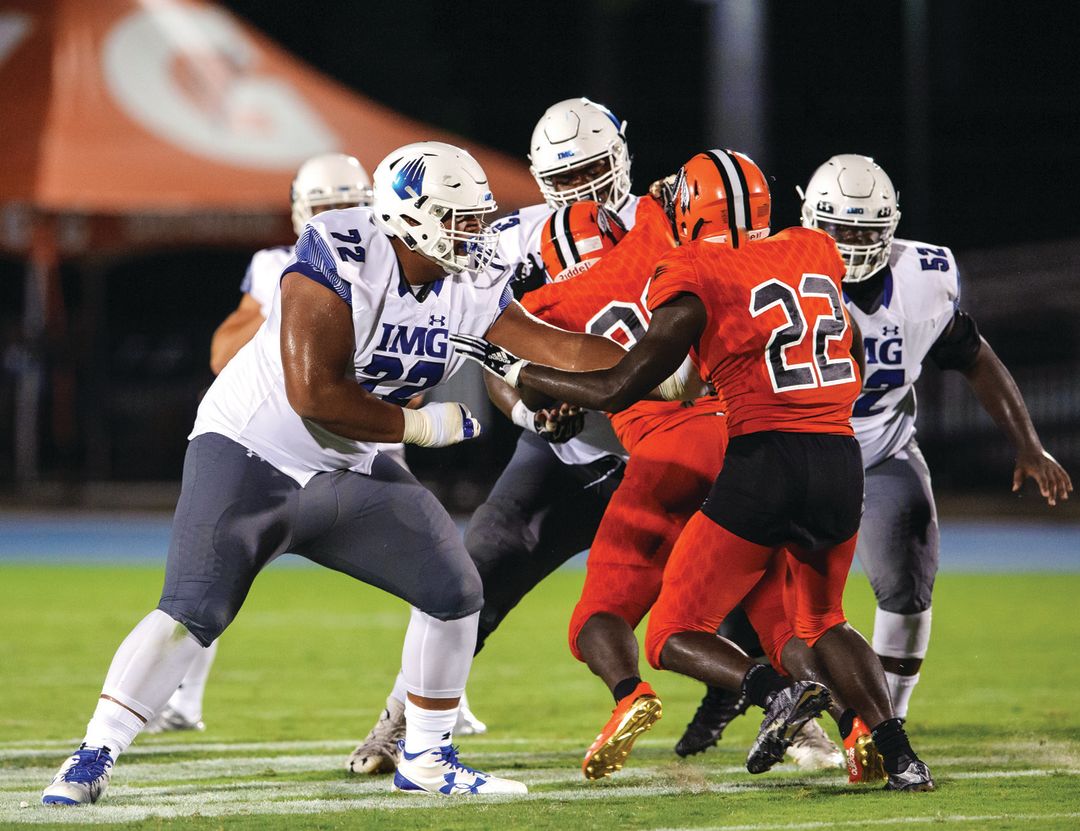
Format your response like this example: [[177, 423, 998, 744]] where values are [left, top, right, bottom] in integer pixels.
[[522, 196, 724, 451], [647, 227, 860, 438]]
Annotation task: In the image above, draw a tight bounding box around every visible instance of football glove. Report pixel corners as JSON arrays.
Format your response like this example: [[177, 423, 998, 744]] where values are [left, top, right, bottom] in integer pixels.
[[400, 402, 481, 448], [449, 333, 530, 388], [512, 400, 586, 444]]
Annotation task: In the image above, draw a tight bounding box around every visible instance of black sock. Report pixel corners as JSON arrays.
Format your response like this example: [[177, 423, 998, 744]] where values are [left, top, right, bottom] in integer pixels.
[[612, 676, 642, 703], [837, 708, 857, 740], [741, 664, 788, 709], [871, 717, 916, 774]]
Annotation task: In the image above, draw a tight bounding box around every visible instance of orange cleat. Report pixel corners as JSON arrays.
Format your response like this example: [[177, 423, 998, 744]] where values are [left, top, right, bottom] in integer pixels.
[[844, 715, 887, 783], [582, 682, 663, 780]]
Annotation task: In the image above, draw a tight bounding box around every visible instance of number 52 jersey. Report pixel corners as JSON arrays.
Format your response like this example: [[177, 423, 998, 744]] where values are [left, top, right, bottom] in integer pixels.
[[844, 239, 960, 469], [192, 207, 513, 485], [647, 226, 860, 438]]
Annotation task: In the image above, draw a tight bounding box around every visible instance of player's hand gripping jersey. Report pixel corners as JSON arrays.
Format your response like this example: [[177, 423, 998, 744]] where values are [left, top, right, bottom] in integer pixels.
[[844, 239, 961, 468], [523, 196, 723, 452], [193, 207, 512, 485], [648, 226, 860, 437]]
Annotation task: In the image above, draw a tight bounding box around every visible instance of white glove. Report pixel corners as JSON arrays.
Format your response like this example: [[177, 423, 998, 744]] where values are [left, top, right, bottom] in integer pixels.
[[401, 402, 482, 448]]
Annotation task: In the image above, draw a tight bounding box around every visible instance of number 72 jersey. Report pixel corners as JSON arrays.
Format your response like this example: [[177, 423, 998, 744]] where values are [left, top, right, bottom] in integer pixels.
[[647, 226, 860, 438], [844, 238, 959, 468]]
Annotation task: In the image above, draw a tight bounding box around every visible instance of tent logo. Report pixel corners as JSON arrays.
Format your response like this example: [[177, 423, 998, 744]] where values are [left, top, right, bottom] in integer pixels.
[[393, 157, 426, 199]]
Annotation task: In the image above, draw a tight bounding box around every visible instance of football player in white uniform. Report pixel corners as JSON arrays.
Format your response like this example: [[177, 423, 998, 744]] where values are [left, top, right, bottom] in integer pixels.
[[798, 154, 1071, 753], [347, 98, 641, 774], [41, 141, 635, 805], [144, 152, 377, 737]]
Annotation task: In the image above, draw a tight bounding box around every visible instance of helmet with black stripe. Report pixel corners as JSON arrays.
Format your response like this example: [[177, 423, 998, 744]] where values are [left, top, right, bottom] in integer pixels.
[[539, 200, 627, 283], [797, 154, 900, 282], [672, 149, 770, 247]]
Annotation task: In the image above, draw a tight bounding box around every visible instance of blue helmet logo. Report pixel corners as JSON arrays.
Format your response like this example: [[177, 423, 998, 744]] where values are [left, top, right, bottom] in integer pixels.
[[392, 157, 427, 199]]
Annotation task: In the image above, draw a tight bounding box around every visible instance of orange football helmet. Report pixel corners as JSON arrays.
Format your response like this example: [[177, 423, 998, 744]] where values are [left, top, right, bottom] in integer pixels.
[[539, 200, 628, 283], [672, 149, 770, 246]]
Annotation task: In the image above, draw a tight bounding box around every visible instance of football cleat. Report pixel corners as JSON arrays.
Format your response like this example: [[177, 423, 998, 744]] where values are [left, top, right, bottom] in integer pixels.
[[674, 684, 750, 757], [785, 717, 844, 770], [142, 705, 205, 735], [746, 681, 831, 774], [393, 742, 527, 795], [583, 681, 663, 780], [844, 715, 887, 783], [41, 744, 114, 806], [347, 695, 406, 774], [884, 758, 935, 792], [454, 693, 487, 736]]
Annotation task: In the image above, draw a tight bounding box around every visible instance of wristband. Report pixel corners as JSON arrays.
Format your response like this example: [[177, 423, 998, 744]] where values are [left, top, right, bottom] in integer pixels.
[[510, 399, 537, 433]]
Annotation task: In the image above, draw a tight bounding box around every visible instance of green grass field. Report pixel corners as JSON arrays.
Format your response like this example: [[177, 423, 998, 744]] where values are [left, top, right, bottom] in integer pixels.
[[3, 564, 1079, 829]]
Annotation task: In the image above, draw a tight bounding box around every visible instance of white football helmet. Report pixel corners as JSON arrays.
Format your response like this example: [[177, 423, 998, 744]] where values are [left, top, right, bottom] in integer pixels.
[[798, 154, 900, 282], [290, 153, 373, 236], [528, 98, 632, 212], [372, 142, 498, 274]]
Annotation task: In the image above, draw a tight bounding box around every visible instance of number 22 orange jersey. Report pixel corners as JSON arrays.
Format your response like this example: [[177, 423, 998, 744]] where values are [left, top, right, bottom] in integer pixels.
[[521, 196, 722, 452], [647, 226, 861, 438]]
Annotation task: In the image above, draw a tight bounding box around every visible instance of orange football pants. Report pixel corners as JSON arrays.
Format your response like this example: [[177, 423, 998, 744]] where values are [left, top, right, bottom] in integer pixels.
[[567, 413, 731, 660], [644, 511, 856, 670]]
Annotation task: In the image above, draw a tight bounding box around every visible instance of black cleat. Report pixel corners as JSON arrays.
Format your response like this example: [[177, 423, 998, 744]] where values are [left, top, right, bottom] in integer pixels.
[[675, 685, 750, 758], [746, 681, 831, 774], [885, 758, 935, 792]]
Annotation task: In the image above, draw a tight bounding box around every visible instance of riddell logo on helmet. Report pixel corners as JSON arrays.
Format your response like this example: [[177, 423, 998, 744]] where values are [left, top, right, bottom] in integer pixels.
[[557, 150, 576, 159], [553, 260, 595, 282]]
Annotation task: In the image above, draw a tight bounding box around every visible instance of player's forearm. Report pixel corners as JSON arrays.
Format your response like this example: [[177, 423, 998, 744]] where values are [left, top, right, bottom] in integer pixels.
[[519, 362, 646, 413], [960, 337, 1043, 454], [286, 380, 406, 443], [210, 315, 264, 375]]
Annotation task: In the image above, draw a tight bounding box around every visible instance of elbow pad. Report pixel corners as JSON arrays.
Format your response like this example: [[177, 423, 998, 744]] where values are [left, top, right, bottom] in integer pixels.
[[657, 355, 697, 401]]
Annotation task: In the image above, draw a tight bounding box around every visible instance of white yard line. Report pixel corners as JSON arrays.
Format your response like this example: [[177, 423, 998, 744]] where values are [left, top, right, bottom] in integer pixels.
[[3, 761, 1078, 824]]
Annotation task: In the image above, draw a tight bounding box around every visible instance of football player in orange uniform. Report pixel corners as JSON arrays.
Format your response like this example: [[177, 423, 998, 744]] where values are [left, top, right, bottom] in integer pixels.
[[507, 193, 832, 780], [453, 149, 934, 792]]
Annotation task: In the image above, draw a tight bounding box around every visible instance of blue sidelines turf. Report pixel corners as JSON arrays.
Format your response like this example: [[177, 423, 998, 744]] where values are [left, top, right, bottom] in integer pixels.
[[0, 510, 1076, 571]]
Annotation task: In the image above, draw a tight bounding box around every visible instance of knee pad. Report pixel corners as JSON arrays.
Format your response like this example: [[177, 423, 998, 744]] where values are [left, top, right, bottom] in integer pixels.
[[644, 618, 674, 670], [414, 567, 484, 622], [157, 598, 231, 648], [793, 611, 848, 648], [872, 607, 932, 659]]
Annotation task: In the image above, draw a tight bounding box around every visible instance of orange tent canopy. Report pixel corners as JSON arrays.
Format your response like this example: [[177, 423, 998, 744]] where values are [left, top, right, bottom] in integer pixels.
[[0, 0, 538, 223]]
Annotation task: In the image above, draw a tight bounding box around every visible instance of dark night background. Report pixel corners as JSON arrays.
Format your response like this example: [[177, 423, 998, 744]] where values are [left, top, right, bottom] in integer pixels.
[[1, 0, 1078, 512]]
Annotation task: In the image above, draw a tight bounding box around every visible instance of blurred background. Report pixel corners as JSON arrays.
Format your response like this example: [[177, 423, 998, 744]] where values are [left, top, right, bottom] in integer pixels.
[[1, 0, 1078, 519]]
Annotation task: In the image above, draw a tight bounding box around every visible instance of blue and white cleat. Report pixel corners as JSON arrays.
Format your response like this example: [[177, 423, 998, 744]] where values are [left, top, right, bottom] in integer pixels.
[[42, 744, 114, 805], [393, 742, 526, 795]]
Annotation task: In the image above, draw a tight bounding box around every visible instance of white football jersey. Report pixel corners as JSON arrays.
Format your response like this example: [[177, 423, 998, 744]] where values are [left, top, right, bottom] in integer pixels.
[[193, 207, 514, 485], [240, 246, 294, 318], [488, 195, 641, 466], [845, 238, 960, 469]]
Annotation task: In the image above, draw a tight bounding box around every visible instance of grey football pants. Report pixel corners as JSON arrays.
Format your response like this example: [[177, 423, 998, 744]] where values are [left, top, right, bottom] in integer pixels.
[[854, 439, 939, 615], [158, 433, 482, 646], [465, 431, 625, 652]]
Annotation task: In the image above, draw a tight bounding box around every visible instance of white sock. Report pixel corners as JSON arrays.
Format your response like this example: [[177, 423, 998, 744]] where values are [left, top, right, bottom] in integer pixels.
[[884, 671, 920, 719], [403, 699, 458, 754], [400, 608, 477, 699], [390, 670, 408, 707], [166, 640, 219, 721], [83, 609, 206, 755]]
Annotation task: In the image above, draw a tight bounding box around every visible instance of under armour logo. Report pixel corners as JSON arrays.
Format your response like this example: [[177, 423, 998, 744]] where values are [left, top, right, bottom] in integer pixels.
[[430, 315, 446, 327], [882, 325, 900, 336], [440, 773, 483, 795]]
